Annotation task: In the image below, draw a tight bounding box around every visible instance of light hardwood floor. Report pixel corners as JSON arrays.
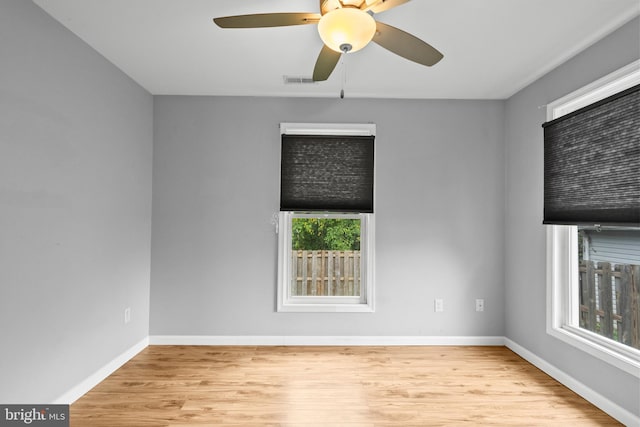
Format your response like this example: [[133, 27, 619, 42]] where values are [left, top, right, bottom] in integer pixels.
[[70, 345, 620, 426]]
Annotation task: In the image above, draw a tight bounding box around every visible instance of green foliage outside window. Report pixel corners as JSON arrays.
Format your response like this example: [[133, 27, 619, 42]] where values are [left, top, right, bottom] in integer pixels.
[[292, 218, 360, 251]]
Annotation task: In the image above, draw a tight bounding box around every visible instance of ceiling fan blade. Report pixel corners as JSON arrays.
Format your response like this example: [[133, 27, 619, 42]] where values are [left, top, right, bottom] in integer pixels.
[[213, 13, 321, 28], [362, 0, 411, 14], [313, 45, 342, 81], [372, 21, 443, 66]]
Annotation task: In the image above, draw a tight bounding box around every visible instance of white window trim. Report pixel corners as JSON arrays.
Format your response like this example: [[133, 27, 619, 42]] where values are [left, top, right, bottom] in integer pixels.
[[277, 212, 375, 312], [280, 122, 376, 137], [546, 226, 640, 376], [277, 122, 376, 313], [546, 60, 640, 377]]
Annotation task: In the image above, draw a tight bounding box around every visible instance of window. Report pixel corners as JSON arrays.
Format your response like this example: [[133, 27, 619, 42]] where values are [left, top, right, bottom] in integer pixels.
[[546, 61, 640, 376], [277, 123, 375, 312], [278, 212, 374, 312]]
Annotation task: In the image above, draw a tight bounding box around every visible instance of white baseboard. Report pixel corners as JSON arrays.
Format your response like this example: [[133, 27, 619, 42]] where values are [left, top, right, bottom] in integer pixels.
[[149, 335, 505, 346], [52, 337, 149, 405], [504, 338, 639, 427]]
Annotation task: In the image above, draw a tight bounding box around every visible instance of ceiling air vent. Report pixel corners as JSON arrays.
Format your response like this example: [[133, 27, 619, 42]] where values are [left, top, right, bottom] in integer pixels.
[[283, 76, 316, 84]]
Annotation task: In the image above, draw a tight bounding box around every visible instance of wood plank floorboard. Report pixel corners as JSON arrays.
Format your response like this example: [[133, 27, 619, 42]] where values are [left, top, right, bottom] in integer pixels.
[[70, 346, 620, 426]]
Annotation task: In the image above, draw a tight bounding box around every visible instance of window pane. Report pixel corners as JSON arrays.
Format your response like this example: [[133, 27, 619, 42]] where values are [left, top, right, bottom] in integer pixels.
[[290, 218, 361, 296], [578, 227, 640, 350]]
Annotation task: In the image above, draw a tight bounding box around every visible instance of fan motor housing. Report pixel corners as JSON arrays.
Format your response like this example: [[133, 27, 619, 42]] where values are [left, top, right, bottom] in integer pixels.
[[321, 0, 369, 15]]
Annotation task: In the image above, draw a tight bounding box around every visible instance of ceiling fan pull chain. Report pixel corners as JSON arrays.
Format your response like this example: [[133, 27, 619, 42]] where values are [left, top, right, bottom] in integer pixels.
[[340, 50, 347, 99]]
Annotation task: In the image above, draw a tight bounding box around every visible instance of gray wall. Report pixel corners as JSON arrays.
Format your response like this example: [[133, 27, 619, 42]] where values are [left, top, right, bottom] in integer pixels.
[[504, 17, 640, 416], [0, 0, 153, 403], [150, 97, 506, 337]]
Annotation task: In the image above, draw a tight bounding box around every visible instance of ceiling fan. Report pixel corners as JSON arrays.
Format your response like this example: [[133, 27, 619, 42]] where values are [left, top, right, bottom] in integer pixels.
[[213, 0, 443, 82]]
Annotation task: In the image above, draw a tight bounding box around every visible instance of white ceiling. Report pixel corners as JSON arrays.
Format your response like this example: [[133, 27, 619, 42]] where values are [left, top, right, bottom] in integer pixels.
[[32, 0, 639, 99]]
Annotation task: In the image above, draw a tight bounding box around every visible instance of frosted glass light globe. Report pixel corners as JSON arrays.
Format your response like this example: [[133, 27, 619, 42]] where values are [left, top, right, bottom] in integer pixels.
[[318, 8, 376, 53]]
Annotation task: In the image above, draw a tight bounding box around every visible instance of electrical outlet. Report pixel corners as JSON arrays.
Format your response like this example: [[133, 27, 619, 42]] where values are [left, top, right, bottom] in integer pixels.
[[476, 299, 484, 312], [434, 299, 444, 312], [124, 307, 131, 324]]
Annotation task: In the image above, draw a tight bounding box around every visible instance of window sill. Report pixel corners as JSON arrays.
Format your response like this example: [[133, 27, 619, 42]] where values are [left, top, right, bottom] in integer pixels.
[[277, 302, 375, 313], [547, 324, 640, 378]]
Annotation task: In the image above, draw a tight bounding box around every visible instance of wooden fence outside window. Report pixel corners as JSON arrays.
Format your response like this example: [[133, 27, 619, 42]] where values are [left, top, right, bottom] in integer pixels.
[[291, 250, 360, 297], [579, 261, 640, 350]]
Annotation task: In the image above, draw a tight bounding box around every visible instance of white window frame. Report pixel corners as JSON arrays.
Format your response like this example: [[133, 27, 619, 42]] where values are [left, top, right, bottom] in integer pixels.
[[546, 60, 640, 377], [277, 211, 375, 312], [277, 123, 376, 313]]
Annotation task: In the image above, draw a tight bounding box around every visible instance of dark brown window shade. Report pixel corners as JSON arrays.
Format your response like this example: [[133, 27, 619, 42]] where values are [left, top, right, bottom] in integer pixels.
[[542, 84, 640, 226], [280, 134, 374, 213]]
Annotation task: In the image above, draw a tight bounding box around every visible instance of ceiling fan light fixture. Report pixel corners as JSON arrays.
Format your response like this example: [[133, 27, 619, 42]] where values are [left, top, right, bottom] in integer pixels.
[[317, 7, 376, 53]]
